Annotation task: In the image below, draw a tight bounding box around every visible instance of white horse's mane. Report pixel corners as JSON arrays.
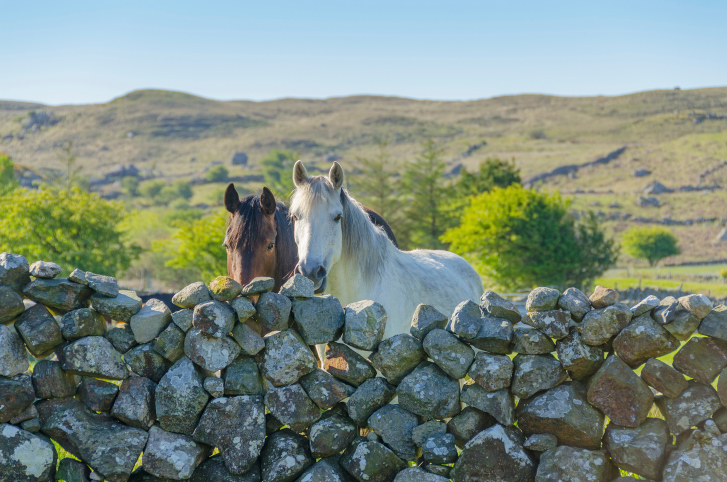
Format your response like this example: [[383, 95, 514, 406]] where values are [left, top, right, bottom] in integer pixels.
[[290, 176, 390, 287]]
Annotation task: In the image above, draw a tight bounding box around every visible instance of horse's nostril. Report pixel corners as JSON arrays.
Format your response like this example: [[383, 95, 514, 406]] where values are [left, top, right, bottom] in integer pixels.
[[315, 266, 327, 280]]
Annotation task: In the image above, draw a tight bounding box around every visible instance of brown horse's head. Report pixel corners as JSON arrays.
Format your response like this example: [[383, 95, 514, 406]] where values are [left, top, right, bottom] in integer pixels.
[[223, 184, 297, 291]]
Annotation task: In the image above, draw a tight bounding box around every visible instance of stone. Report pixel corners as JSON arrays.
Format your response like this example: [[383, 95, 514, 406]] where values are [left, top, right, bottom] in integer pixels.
[[0, 252, 31, 293], [31, 360, 77, 399], [662, 433, 727, 482], [631, 295, 660, 316], [586, 355, 653, 428], [110, 377, 156, 429], [412, 421, 446, 447], [579, 302, 632, 345], [394, 467, 449, 482], [296, 456, 353, 482], [480, 291, 521, 323], [203, 376, 224, 397], [557, 287, 591, 321], [0, 324, 29, 377], [511, 326, 555, 354], [323, 341, 375, 387], [604, 418, 670, 479], [172, 281, 211, 308], [152, 323, 185, 362], [410, 304, 448, 341], [124, 343, 172, 382], [422, 328, 475, 379], [523, 433, 557, 452], [209, 276, 243, 301], [526, 287, 560, 312], [23, 278, 92, 313], [260, 329, 317, 386], [193, 395, 266, 475], [265, 383, 321, 432], [470, 316, 513, 353], [223, 355, 264, 396], [397, 362, 461, 420], [613, 313, 680, 367], [468, 352, 513, 392], [447, 407, 496, 449], [60, 308, 106, 340], [450, 424, 536, 482], [9, 403, 37, 425], [192, 300, 236, 338], [641, 358, 688, 398], [511, 353, 567, 399], [0, 285, 24, 324], [299, 368, 353, 409], [230, 296, 256, 323], [29, 260, 61, 278], [38, 397, 148, 482], [516, 382, 605, 450], [254, 292, 292, 332], [130, 299, 172, 344], [261, 429, 313, 482], [292, 295, 344, 345], [343, 300, 387, 350], [85, 272, 118, 298], [346, 377, 396, 426], [720, 366, 727, 407], [665, 305, 702, 340], [368, 405, 420, 461], [155, 357, 210, 435], [656, 381, 722, 435], [58, 336, 128, 380], [231, 321, 266, 355], [57, 458, 91, 482], [171, 308, 193, 332], [678, 293, 712, 319], [78, 377, 118, 412], [460, 384, 514, 426], [241, 276, 275, 296], [309, 414, 358, 458], [589, 285, 619, 308], [142, 425, 209, 480], [105, 323, 137, 353], [521, 310, 570, 340], [339, 439, 407, 482], [0, 423, 57, 482], [68, 268, 87, 285], [536, 446, 612, 482], [653, 296, 678, 324], [713, 407, 727, 432], [699, 304, 727, 342], [279, 274, 315, 299], [672, 336, 727, 384], [14, 304, 64, 358], [189, 455, 261, 482], [421, 432, 457, 464], [0, 374, 35, 423], [20, 418, 40, 434], [556, 329, 604, 380], [369, 334, 425, 385], [184, 326, 241, 372], [448, 300, 482, 340]]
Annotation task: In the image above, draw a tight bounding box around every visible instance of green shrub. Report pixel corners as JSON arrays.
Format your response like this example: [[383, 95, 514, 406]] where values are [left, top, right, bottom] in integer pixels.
[[622, 226, 681, 266], [205, 165, 229, 183]]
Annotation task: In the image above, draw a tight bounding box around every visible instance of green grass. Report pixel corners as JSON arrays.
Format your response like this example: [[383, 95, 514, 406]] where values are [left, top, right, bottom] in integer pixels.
[[596, 276, 727, 298]]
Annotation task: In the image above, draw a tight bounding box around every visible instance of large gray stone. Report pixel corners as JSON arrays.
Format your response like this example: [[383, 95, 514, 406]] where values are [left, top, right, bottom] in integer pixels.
[[0, 252, 31, 293], [155, 357, 210, 435], [447, 407, 497, 449], [631, 295, 660, 317], [662, 426, 727, 482], [130, 299, 172, 344], [699, 303, 727, 342], [279, 273, 315, 299], [14, 303, 64, 358], [31, 360, 77, 399], [0, 423, 57, 482], [260, 329, 317, 386], [254, 292, 292, 332], [68, 268, 87, 285], [172, 281, 211, 309], [58, 336, 128, 380], [664, 305, 701, 340], [394, 467, 448, 482], [460, 384, 514, 426], [468, 352, 513, 392], [0, 324, 29, 377], [323, 341, 375, 387], [152, 323, 186, 362], [292, 295, 344, 345], [368, 405, 420, 461], [265, 383, 321, 432], [297, 456, 355, 482], [672, 335, 727, 384], [0, 374, 35, 423], [231, 321, 266, 355], [29, 260, 61, 279], [604, 418, 670, 480], [511, 326, 555, 354], [412, 421, 446, 447], [309, 414, 358, 459], [448, 300, 482, 341], [656, 381, 722, 435], [57, 457, 91, 482], [111, 377, 156, 430], [77, 377, 118, 412], [299, 368, 353, 409], [209, 276, 243, 302], [193, 300, 236, 338], [450, 424, 536, 482], [193, 395, 266, 475], [480, 291, 522, 323], [397, 362, 461, 420], [85, 272, 118, 298], [346, 377, 396, 426], [369, 334, 425, 385], [511, 353, 567, 400], [0, 285, 24, 324], [612, 313, 679, 367], [189, 455, 261, 482], [223, 355, 264, 396], [641, 357, 689, 398], [230, 296, 256, 323], [91, 290, 143, 323], [523, 433, 557, 453], [343, 300, 387, 351], [105, 323, 137, 353], [558, 287, 591, 322], [23, 278, 92, 313], [526, 287, 560, 311], [589, 285, 619, 308], [339, 439, 407, 482], [423, 328, 475, 379], [469, 316, 513, 354], [241, 277, 275, 296], [204, 376, 224, 397], [678, 293, 712, 319], [410, 304, 448, 341], [579, 302, 632, 345], [124, 343, 172, 382], [184, 326, 241, 372], [143, 425, 209, 480], [521, 310, 570, 340], [261, 429, 313, 482], [171, 308, 193, 332], [60, 308, 106, 340], [421, 432, 457, 465], [556, 329, 604, 380], [536, 446, 613, 482], [653, 296, 678, 325]]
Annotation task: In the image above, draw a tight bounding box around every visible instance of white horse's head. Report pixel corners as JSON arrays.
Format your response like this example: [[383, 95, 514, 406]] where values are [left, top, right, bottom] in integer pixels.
[[290, 161, 345, 293]]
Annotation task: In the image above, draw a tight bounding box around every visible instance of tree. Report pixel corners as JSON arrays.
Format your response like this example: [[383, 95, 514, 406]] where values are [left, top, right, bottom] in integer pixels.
[[206, 165, 229, 183], [352, 139, 399, 220], [454, 157, 521, 198], [622, 226, 680, 266], [398, 139, 453, 249], [0, 153, 19, 195], [442, 185, 618, 290], [260, 149, 299, 198], [48, 141, 87, 193], [139, 180, 166, 200], [0, 188, 140, 276]]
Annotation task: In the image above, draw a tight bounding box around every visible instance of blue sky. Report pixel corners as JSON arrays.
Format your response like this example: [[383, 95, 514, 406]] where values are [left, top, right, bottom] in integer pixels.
[[3, 1, 726, 105]]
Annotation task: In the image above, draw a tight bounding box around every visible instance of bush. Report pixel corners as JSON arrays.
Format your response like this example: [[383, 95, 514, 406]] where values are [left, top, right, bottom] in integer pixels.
[[0, 188, 140, 276], [205, 165, 229, 183], [0, 153, 19, 195], [622, 226, 681, 266], [453, 158, 521, 198], [442, 185, 618, 290], [260, 149, 298, 198], [139, 180, 166, 199], [121, 176, 140, 197]]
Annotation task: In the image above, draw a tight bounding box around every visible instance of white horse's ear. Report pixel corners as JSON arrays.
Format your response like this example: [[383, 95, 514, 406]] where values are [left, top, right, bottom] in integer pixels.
[[293, 160, 309, 187], [329, 162, 344, 190]]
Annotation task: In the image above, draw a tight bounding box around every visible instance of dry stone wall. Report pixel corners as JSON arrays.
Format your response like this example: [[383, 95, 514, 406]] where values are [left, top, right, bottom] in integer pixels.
[[2, 251, 727, 481]]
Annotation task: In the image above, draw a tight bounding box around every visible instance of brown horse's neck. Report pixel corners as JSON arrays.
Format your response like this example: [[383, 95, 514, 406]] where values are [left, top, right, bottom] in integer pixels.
[[272, 203, 298, 291]]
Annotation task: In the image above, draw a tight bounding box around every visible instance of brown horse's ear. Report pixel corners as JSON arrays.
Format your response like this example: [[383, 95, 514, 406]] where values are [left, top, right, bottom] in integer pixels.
[[293, 160, 309, 187], [224, 183, 240, 213], [260, 187, 276, 216], [329, 161, 344, 190]]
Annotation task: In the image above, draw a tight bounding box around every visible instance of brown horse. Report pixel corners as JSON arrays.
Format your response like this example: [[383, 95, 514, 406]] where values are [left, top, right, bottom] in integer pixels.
[[224, 183, 397, 291]]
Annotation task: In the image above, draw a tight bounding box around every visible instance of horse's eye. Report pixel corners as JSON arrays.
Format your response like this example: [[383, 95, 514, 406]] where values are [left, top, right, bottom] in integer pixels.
[[291, 215, 298, 221], [334, 214, 342, 222], [267, 243, 275, 251]]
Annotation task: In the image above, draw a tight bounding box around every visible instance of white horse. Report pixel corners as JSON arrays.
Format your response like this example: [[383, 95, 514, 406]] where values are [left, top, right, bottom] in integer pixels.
[[290, 161, 484, 348]]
